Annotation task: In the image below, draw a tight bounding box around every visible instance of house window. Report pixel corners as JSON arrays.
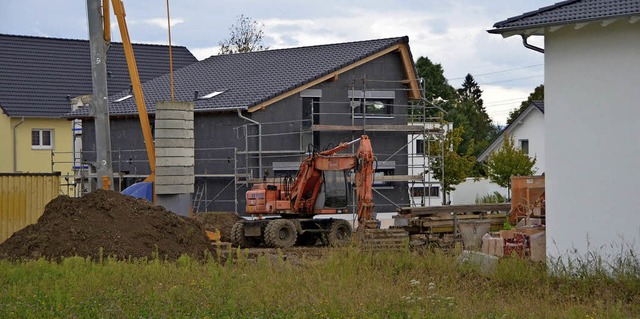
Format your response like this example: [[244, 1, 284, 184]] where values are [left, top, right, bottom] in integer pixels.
[[411, 186, 440, 197], [353, 99, 394, 117], [519, 139, 529, 155], [273, 162, 300, 178], [302, 97, 320, 129], [32, 129, 54, 149], [348, 90, 395, 119], [370, 161, 395, 188], [415, 139, 425, 155], [373, 169, 394, 188]]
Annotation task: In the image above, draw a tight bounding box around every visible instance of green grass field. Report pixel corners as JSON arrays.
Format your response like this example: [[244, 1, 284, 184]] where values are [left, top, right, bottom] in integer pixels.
[[1, 247, 639, 318]]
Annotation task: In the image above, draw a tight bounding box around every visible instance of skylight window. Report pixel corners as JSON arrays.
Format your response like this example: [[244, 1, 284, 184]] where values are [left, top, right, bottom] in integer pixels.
[[198, 90, 225, 100], [114, 94, 133, 102]]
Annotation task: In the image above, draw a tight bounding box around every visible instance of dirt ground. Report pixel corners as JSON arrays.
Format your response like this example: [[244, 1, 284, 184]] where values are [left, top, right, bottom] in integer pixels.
[[0, 190, 212, 261], [0, 190, 410, 263]]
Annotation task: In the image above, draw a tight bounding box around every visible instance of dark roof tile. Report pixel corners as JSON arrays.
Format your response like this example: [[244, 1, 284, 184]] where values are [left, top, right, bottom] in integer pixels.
[[69, 36, 410, 117], [490, 0, 640, 33], [0, 34, 197, 118], [532, 100, 545, 113]]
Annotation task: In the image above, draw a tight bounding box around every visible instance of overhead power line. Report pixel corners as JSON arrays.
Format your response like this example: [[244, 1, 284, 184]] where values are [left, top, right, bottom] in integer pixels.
[[447, 63, 543, 81], [483, 99, 530, 109], [481, 74, 543, 85]]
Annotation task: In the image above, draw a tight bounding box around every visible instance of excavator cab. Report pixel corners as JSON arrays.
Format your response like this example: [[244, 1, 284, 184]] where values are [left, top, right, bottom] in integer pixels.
[[317, 170, 349, 210]]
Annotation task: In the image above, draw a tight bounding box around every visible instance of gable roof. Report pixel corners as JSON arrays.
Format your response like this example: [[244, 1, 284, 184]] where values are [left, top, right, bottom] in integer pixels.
[[69, 36, 420, 117], [489, 0, 640, 36], [477, 101, 544, 162], [0, 33, 197, 118]]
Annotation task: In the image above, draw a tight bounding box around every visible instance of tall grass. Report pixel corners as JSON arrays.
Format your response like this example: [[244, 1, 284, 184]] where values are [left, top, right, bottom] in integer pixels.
[[1, 247, 639, 318], [475, 191, 506, 204]]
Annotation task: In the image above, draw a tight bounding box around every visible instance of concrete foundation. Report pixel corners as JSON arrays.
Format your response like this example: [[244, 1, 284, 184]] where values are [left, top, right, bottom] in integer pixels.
[[157, 193, 191, 217]]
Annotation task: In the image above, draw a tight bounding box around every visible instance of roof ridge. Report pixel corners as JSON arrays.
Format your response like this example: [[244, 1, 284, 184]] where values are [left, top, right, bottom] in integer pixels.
[[201, 36, 408, 60], [0, 33, 191, 49]]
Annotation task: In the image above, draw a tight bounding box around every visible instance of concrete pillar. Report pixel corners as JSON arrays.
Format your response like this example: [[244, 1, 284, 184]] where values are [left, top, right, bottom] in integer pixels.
[[154, 101, 194, 216]]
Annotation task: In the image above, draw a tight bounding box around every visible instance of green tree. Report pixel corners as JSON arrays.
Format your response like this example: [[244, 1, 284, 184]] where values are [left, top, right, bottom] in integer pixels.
[[415, 56, 457, 103], [428, 127, 475, 205], [219, 15, 269, 54], [485, 135, 537, 198], [412, 56, 458, 120], [445, 74, 495, 176], [457, 74, 484, 107], [455, 74, 493, 150], [507, 84, 544, 126]]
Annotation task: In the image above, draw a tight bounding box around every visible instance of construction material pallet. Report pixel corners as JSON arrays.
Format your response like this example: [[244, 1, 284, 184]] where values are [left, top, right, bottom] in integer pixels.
[[393, 203, 511, 248], [401, 213, 507, 235]]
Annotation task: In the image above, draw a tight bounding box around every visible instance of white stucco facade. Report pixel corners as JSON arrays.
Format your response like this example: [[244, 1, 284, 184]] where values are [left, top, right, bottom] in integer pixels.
[[452, 104, 545, 205], [545, 21, 640, 259], [509, 108, 545, 174], [449, 177, 507, 205]]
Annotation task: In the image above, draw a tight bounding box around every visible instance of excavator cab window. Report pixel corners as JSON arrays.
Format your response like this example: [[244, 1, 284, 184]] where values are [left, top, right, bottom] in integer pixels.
[[322, 170, 348, 208]]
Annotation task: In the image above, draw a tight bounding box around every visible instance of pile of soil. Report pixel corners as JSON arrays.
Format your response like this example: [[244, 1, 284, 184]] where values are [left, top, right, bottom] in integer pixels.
[[194, 212, 242, 242], [0, 190, 212, 261]]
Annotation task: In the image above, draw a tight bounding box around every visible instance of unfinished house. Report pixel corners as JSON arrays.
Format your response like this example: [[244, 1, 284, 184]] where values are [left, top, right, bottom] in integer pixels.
[[72, 36, 442, 215]]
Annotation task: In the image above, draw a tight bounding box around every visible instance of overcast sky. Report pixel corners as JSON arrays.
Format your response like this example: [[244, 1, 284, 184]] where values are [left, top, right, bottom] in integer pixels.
[[0, 0, 550, 125]]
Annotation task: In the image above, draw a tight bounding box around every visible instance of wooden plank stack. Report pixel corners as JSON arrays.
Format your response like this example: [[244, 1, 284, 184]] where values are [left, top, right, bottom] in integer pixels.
[[357, 229, 409, 250], [393, 203, 511, 248]]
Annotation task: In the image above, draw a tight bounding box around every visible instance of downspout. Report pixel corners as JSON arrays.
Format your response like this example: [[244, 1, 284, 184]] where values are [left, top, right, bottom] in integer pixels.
[[12, 117, 25, 172], [521, 34, 544, 53], [237, 109, 262, 178]]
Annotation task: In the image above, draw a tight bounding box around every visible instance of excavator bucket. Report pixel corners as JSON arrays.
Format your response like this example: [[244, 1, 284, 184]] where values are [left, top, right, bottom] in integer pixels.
[[205, 229, 221, 242]]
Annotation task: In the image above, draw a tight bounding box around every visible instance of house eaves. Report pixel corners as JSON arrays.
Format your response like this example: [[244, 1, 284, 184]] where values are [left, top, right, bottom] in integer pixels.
[[477, 101, 544, 162], [488, 0, 640, 38], [248, 42, 420, 112]]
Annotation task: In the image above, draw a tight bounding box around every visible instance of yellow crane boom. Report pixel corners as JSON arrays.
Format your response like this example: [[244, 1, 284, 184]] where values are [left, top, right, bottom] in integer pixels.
[[110, 0, 156, 183]]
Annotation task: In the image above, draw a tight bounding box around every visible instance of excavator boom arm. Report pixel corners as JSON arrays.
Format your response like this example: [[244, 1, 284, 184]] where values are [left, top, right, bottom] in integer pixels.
[[354, 135, 375, 230], [287, 135, 375, 229]]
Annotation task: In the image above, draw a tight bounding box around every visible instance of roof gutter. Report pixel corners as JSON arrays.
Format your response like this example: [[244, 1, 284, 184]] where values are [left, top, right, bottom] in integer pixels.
[[12, 117, 24, 172], [521, 35, 544, 54], [236, 109, 263, 178]]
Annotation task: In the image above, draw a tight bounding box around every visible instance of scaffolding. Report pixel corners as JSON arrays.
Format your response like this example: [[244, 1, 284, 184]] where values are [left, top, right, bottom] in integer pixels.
[[233, 75, 447, 212], [54, 75, 447, 212]]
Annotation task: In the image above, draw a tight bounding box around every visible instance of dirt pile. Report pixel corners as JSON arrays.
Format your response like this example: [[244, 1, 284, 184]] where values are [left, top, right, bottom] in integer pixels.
[[0, 190, 212, 261], [194, 212, 242, 242]]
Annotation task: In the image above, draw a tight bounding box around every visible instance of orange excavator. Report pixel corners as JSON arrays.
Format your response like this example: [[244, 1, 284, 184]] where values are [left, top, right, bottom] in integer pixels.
[[231, 135, 378, 248]]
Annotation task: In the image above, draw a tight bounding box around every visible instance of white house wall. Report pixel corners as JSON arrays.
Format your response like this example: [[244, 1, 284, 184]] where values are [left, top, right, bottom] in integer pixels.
[[545, 21, 640, 260], [451, 107, 544, 204], [511, 109, 545, 173], [449, 177, 507, 205]]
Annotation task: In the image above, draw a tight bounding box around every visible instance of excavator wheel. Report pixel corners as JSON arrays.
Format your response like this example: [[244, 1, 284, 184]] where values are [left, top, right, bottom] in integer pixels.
[[231, 220, 259, 248], [322, 219, 352, 247], [264, 219, 298, 248]]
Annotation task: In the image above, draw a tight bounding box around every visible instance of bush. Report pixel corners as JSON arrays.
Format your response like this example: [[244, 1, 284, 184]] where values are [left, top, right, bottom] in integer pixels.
[[475, 191, 506, 203]]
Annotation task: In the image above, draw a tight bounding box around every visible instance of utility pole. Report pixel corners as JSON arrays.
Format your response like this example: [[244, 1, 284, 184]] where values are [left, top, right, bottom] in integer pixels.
[[86, 0, 114, 189]]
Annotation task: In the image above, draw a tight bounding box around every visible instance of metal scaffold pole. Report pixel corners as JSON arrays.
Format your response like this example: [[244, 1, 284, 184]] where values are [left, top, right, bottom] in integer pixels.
[[86, 0, 114, 190]]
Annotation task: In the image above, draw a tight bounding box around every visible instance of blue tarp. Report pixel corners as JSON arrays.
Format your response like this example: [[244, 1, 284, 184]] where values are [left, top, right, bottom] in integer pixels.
[[121, 182, 153, 202]]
